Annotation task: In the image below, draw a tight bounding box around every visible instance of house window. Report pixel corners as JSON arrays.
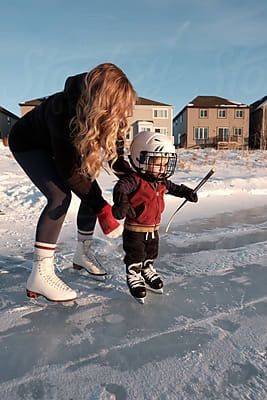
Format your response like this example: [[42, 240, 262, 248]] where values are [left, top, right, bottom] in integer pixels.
[[155, 127, 168, 135], [217, 127, 229, 141], [153, 109, 168, 118], [194, 127, 208, 140], [199, 109, 208, 118], [235, 110, 244, 118], [179, 114, 183, 123], [218, 109, 226, 118], [140, 127, 151, 132], [234, 127, 243, 136]]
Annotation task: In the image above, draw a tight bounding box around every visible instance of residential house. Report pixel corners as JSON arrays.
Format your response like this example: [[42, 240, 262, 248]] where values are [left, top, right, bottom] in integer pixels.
[[19, 97, 48, 116], [173, 96, 249, 150], [0, 106, 19, 146], [249, 96, 267, 150], [19, 96, 174, 150]]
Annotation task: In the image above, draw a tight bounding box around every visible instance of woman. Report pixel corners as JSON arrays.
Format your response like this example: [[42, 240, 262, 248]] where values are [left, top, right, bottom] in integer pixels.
[[9, 63, 136, 302]]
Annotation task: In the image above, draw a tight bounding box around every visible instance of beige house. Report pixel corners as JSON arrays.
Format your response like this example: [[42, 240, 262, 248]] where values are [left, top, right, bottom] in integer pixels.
[[249, 96, 267, 150], [129, 96, 173, 138], [173, 96, 249, 150], [19, 96, 174, 147]]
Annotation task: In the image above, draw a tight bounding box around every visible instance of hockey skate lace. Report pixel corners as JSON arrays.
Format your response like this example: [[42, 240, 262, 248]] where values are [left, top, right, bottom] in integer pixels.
[[127, 271, 145, 288], [143, 266, 158, 282]]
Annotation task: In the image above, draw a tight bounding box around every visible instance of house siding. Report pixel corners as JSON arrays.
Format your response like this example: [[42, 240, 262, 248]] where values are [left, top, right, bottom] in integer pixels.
[[187, 107, 249, 148], [20, 105, 37, 116], [129, 104, 173, 139], [249, 103, 267, 149], [0, 109, 19, 146], [173, 110, 187, 147]]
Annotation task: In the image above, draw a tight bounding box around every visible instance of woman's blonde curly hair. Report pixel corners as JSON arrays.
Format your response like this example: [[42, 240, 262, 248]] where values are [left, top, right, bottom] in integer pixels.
[[70, 63, 136, 180]]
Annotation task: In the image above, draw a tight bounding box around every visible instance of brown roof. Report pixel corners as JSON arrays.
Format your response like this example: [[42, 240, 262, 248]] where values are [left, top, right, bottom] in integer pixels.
[[19, 97, 48, 106], [19, 96, 171, 107], [190, 96, 246, 107], [136, 96, 171, 106]]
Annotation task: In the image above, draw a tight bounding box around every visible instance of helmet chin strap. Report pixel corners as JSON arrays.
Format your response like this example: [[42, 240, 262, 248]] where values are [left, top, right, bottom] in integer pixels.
[[142, 172, 166, 183], [156, 173, 167, 181]]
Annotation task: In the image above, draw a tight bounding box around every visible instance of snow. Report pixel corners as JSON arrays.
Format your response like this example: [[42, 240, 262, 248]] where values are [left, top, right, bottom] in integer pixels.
[[1, 142, 267, 399]]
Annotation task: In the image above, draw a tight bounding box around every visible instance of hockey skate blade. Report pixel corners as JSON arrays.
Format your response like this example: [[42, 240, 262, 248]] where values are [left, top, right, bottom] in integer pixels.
[[145, 286, 164, 294], [134, 296, 145, 304]]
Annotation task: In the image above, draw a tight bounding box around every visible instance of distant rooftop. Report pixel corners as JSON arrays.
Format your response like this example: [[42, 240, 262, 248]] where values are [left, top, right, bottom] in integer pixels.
[[19, 96, 171, 107], [189, 96, 246, 108], [19, 97, 48, 106], [0, 106, 19, 119], [250, 95, 267, 111], [136, 96, 171, 107]]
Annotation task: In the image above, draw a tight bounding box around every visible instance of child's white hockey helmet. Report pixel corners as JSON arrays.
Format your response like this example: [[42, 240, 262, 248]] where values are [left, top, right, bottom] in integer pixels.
[[129, 131, 177, 180]]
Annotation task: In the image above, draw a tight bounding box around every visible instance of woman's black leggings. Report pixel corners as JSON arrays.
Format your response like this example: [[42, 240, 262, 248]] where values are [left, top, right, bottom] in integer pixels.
[[12, 150, 107, 244]]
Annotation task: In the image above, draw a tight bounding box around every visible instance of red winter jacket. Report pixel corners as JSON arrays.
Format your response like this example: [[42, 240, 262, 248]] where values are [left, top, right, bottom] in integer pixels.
[[113, 173, 187, 232]]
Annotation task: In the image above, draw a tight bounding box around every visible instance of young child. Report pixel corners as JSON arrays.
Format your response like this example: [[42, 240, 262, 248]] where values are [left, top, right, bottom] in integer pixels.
[[112, 131, 198, 303]]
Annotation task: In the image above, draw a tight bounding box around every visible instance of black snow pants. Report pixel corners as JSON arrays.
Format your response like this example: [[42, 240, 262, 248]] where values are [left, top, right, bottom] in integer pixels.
[[122, 229, 159, 271]]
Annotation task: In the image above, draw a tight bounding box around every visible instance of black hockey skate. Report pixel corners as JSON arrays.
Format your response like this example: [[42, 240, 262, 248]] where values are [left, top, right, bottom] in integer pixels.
[[127, 263, 146, 304], [142, 261, 163, 294]]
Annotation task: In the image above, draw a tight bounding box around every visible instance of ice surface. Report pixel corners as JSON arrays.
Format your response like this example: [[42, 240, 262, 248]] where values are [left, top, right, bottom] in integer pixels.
[[0, 144, 267, 399]]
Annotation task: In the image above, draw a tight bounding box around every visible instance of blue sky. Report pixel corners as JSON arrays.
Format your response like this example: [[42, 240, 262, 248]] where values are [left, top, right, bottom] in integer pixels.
[[1, 0, 267, 116]]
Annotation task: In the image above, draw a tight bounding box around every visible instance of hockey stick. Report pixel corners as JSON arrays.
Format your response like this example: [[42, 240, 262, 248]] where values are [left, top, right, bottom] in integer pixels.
[[165, 168, 215, 233]]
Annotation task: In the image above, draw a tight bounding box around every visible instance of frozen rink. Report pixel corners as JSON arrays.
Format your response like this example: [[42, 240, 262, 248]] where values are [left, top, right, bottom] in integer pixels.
[[1, 143, 267, 399]]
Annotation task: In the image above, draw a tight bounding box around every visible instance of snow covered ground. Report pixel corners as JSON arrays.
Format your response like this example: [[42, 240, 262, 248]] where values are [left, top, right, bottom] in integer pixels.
[[0, 142, 267, 399]]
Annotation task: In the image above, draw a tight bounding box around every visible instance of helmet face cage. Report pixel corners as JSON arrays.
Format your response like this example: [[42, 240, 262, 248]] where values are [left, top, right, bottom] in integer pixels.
[[139, 151, 177, 180], [129, 131, 177, 181]]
